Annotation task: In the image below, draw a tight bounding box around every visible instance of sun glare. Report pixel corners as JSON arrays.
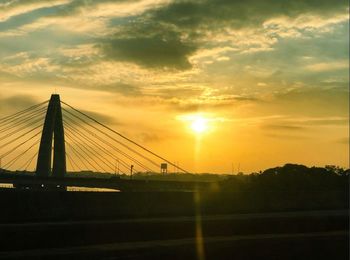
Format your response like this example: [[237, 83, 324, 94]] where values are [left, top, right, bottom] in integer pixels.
[[191, 117, 208, 134], [177, 113, 213, 135]]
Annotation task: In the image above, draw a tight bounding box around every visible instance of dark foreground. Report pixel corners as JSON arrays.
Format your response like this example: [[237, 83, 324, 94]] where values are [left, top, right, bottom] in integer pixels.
[[0, 190, 348, 259]]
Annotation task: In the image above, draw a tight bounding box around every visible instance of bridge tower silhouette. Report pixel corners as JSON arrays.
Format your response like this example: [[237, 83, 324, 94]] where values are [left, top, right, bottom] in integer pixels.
[[36, 94, 66, 177], [0, 93, 191, 191]]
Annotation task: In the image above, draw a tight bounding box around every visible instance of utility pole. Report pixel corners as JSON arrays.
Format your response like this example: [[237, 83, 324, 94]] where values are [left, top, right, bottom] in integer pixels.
[[130, 165, 134, 180]]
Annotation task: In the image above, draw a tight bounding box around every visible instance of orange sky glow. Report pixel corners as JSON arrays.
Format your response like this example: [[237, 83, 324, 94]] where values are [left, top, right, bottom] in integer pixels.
[[0, 0, 348, 173]]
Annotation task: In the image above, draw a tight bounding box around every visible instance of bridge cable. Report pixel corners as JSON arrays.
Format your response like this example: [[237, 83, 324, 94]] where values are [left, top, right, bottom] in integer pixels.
[[61, 101, 189, 173], [62, 113, 153, 172], [63, 120, 131, 174], [63, 125, 131, 175], [64, 124, 128, 173], [62, 108, 160, 169], [18, 151, 38, 171], [64, 130, 114, 173], [0, 124, 44, 150], [2, 138, 40, 169], [0, 130, 42, 159], [0, 117, 45, 141], [63, 115, 153, 173], [65, 140, 92, 171], [63, 118, 152, 173], [0, 100, 48, 124], [66, 152, 78, 172], [0, 109, 44, 135], [0, 106, 47, 132], [62, 107, 160, 169], [64, 138, 100, 172]]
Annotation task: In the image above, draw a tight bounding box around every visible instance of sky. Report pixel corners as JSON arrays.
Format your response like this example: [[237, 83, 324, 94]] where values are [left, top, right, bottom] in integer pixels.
[[0, 0, 349, 173]]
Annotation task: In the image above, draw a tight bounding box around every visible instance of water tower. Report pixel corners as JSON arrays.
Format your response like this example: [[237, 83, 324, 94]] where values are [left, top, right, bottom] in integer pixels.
[[161, 163, 167, 175]]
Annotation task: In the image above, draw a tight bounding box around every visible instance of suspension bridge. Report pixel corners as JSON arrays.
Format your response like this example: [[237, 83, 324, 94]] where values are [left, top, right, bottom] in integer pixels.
[[0, 94, 206, 191]]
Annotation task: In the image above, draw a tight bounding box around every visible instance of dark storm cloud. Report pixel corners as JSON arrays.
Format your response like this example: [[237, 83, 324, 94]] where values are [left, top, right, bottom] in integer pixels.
[[6, 0, 347, 23], [99, 31, 196, 70], [2, 0, 348, 71], [96, 0, 347, 69], [149, 0, 348, 30]]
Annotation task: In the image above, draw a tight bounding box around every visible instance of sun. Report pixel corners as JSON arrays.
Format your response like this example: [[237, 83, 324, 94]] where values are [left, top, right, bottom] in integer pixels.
[[190, 117, 208, 134], [176, 113, 212, 135]]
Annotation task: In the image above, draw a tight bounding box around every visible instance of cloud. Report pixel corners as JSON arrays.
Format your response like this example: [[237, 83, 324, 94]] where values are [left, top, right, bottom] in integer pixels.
[[0, 0, 348, 173], [276, 86, 348, 102], [260, 116, 348, 131], [0, 0, 171, 37], [137, 132, 163, 143], [99, 31, 197, 70], [0, 2, 68, 32], [266, 86, 349, 117], [292, 117, 349, 126], [0, 0, 348, 106], [96, 83, 142, 96], [92, 0, 347, 70], [0, 94, 39, 113], [149, 0, 348, 30], [61, 107, 119, 125], [264, 133, 309, 140], [305, 60, 348, 72], [216, 56, 230, 61], [155, 86, 204, 98], [0, 0, 69, 22], [262, 124, 305, 131], [65, 79, 143, 97], [160, 94, 258, 112], [0, 55, 59, 76]]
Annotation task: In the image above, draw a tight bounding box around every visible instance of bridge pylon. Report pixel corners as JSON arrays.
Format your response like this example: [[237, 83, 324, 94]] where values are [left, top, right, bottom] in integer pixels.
[[36, 94, 66, 178]]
